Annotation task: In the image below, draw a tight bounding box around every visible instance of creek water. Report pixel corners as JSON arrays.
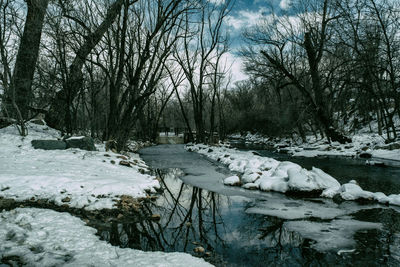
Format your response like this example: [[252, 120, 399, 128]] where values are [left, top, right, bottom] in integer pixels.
[[97, 144, 400, 266]]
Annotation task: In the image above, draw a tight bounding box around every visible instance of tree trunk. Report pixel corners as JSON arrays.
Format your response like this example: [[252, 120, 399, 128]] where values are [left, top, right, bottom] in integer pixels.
[[11, 0, 49, 119], [175, 87, 194, 142], [304, 32, 350, 144], [46, 0, 126, 131]]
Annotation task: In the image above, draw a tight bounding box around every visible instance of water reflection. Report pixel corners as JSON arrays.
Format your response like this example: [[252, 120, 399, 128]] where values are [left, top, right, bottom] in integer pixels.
[[95, 168, 400, 266]]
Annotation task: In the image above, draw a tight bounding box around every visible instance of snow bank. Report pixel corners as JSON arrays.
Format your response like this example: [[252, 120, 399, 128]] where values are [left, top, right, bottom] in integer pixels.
[[0, 208, 211, 266], [0, 123, 160, 210], [186, 144, 400, 207], [236, 131, 400, 162]]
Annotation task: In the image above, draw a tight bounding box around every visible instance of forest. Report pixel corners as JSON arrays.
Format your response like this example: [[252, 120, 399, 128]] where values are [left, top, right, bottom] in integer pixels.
[[1, 0, 399, 149]]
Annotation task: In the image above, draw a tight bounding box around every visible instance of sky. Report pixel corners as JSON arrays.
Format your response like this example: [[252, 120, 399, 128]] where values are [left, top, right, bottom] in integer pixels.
[[221, 0, 294, 84]]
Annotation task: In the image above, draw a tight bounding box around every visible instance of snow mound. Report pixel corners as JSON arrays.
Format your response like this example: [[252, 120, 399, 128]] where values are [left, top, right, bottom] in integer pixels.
[[186, 144, 400, 207], [188, 144, 340, 194], [0, 208, 211, 266], [0, 123, 160, 210], [224, 175, 240, 185]]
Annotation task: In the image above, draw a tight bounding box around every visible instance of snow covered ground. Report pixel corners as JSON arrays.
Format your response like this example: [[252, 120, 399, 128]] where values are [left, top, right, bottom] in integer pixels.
[[186, 144, 400, 206], [0, 123, 212, 266], [0, 123, 160, 210], [0, 208, 211, 266]]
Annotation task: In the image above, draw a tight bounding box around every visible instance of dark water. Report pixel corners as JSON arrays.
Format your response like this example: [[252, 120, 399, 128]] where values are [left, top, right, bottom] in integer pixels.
[[96, 168, 400, 266], [87, 145, 400, 266]]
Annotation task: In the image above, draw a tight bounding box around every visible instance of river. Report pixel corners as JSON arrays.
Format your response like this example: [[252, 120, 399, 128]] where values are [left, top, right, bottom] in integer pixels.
[[97, 144, 400, 266]]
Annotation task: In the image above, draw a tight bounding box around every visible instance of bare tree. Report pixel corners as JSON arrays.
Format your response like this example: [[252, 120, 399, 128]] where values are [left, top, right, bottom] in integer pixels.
[[174, 0, 232, 143], [243, 0, 352, 143], [46, 0, 138, 133]]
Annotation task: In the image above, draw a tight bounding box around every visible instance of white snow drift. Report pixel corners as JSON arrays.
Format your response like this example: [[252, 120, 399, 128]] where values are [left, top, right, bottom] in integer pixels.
[[187, 144, 400, 206], [0, 123, 160, 210], [0, 208, 211, 266]]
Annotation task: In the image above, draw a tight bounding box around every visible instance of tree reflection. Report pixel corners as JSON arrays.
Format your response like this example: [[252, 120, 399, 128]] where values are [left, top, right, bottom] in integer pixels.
[[97, 168, 400, 266], [101, 169, 228, 257]]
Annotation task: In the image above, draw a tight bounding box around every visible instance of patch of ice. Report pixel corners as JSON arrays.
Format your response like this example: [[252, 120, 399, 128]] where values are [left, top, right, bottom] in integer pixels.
[[284, 219, 382, 251], [245, 197, 382, 220]]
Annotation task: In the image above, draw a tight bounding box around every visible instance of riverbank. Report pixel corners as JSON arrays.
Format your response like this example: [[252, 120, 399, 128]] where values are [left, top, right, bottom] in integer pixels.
[[231, 130, 400, 165], [186, 143, 400, 206], [0, 123, 211, 266]]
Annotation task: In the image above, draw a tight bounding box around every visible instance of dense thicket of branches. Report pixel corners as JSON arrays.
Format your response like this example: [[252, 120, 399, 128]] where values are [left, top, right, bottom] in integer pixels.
[[230, 0, 400, 143], [0, 0, 232, 148]]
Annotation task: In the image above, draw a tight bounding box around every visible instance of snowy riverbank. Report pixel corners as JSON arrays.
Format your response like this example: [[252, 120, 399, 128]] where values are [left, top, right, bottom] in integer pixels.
[[0, 123, 160, 210], [231, 131, 400, 164], [186, 144, 400, 206], [0, 123, 212, 266], [0, 208, 211, 266]]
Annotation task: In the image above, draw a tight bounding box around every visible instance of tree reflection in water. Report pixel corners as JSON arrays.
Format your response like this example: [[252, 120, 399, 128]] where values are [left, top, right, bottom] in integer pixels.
[[96, 168, 400, 266]]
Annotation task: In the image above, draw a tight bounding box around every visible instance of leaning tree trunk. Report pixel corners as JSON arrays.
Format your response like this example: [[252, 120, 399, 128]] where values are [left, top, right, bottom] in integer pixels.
[[304, 32, 351, 144], [11, 0, 49, 120], [46, 0, 126, 132]]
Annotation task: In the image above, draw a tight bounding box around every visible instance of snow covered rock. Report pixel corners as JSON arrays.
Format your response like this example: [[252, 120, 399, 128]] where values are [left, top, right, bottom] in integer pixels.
[[242, 183, 259, 190], [339, 181, 373, 200], [186, 143, 400, 207], [241, 172, 260, 183], [224, 175, 241, 186], [65, 136, 96, 151], [258, 175, 288, 192], [31, 139, 67, 150]]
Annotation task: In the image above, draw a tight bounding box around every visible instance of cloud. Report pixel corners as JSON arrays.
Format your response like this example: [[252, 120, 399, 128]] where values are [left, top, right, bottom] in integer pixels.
[[226, 8, 266, 30], [222, 52, 249, 84], [279, 0, 291, 10], [208, 0, 225, 5]]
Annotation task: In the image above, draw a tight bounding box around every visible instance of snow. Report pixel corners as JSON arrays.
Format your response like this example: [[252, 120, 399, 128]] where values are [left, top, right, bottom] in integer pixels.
[[235, 131, 400, 164], [186, 144, 400, 207], [246, 197, 383, 220], [223, 175, 240, 185], [287, 167, 341, 192], [0, 208, 211, 266], [188, 144, 340, 194], [65, 136, 85, 140], [284, 219, 382, 251], [0, 123, 160, 210]]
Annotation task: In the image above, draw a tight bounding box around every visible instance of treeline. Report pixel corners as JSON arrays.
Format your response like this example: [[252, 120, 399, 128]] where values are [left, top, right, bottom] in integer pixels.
[[2, 0, 399, 147], [228, 0, 400, 143], [0, 0, 232, 149]]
